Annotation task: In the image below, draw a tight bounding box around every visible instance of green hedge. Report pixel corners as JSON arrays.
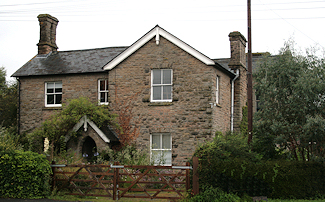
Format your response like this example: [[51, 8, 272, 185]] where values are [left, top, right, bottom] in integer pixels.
[[0, 150, 52, 199], [197, 158, 325, 199]]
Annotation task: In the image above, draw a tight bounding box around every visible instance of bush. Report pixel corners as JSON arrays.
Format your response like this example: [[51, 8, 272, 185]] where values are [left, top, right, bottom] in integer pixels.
[[192, 131, 325, 199], [193, 131, 262, 163], [97, 144, 150, 165], [0, 150, 52, 199]]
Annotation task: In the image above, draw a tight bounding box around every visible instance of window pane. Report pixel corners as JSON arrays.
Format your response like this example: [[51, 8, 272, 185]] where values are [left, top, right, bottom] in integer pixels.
[[162, 134, 171, 149], [163, 86, 171, 100], [106, 80, 109, 91], [152, 135, 160, 149], [55, 82, 62, 89], [47, 89, 54, 93], [163, 70, 171, 84], [106, 92, 109, 103], [55, 88, 62, 93], [100, 80, 105, 91], [152, 150, 161, 164], [152, 70, 161, 84], [163, 150, 172, 165], [100, 92, 105, 102], [55, 94, 62, 104], [47, 95, 54, 104], [153, 86, 161, 100], [47, 83, 54, 89]]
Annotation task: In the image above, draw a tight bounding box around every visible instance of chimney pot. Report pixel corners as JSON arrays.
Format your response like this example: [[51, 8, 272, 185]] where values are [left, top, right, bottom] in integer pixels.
[[37, 14, 59, 55]]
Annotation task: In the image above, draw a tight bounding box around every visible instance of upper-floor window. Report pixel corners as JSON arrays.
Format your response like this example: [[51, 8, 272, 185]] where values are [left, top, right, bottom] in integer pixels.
[[150, 133, 172, 165], [151, 69, 172, 102], [216, 76, 220, 104], [45, 81, 62, 107], [98, 79, 109, 105]]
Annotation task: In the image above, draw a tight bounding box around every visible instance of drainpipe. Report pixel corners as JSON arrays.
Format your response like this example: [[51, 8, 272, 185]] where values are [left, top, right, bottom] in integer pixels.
[[231, 69, 239, 132], [17, 78, 21, 135]]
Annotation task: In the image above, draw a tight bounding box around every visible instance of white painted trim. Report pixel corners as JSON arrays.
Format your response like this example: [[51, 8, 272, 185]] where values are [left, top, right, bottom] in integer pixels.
[[103, 26, 215, 70], [45, 81, 62, 107], [70, 115, 110, 143], [150, 69, 173, 102]]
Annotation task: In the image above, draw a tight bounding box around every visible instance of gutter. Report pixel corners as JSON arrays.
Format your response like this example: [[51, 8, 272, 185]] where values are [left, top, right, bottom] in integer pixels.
[[231, 69, 239, 132]]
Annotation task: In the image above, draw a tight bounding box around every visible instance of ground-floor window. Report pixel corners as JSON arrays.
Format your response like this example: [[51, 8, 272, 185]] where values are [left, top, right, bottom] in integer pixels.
[[150, 133, 172, 165]]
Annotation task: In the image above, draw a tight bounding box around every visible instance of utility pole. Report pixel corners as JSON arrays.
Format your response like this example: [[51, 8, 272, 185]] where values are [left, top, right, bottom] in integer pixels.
[[247, 0, 253, 144]]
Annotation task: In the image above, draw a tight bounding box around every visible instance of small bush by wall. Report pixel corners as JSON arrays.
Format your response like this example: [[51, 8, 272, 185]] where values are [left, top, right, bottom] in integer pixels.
[[0, 150, 52, 199]]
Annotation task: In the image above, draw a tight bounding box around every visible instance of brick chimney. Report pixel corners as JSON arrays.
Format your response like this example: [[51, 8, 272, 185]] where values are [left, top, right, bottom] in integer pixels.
[[37, 14, 59, 55], [228, 31, 247, 132]]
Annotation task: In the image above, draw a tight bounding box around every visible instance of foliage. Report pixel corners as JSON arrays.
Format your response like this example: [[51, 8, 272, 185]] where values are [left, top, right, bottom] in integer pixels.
[[97, 144, 150, 165], [0, 150, 52, 199], [195, 154, 325, 199], [253, 41, 325, 161], [240, 106, 248, 137], [194, 131, 262, 163], [28, 97, 118, 156], [112, 89, 142, 148], [0, 66, 18, 128], [0, 126, 23, 151]]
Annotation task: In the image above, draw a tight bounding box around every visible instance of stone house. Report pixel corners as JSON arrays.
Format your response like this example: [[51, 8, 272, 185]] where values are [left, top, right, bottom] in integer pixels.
[[12, 14, 247, 165]]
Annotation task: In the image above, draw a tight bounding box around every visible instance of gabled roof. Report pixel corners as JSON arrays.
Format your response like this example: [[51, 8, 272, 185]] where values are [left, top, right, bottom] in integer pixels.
[[12, 47, 128, 77], [103, 25, 215, 70], [65, 115, 119, 143], [12, 25, 238, 78]]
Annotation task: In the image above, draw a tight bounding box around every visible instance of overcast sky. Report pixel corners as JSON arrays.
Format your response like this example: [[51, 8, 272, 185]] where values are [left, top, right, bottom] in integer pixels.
[[1, 0, 325, 81]]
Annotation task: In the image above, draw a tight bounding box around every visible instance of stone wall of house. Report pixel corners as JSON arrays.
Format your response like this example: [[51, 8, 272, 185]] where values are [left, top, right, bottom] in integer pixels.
[[19, 72, 108, 134], [107, 36, 232, 165], [18, 36, 240, 165], [211, 69, 232, 134]]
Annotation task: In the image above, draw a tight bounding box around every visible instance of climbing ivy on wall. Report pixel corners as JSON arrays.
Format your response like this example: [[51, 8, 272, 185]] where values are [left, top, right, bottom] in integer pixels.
[[28, 97, 118, 156]]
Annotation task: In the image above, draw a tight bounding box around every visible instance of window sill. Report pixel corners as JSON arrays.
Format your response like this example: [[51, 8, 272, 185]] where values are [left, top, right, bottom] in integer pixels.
[[42, 107, 62, 111], [148, 102, 173, 106]]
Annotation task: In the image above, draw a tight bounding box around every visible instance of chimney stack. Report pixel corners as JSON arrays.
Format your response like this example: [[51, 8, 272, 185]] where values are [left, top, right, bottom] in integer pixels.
[[228, 31, 247, 132], [228, 31, 247, 70], [37, 14, 59, 55]]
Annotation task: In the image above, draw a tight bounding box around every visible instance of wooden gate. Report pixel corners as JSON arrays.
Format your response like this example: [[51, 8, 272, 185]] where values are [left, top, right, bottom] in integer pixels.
[[51, 159, 199, 200]]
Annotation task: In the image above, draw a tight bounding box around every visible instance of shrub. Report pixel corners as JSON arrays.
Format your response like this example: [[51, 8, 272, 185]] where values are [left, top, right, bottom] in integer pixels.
[[0, 150, 52, 199], [97, 144, 150, 165]]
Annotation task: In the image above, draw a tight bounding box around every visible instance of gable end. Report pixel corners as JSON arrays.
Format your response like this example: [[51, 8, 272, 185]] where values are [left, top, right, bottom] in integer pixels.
[[103, 26, 215, 70]]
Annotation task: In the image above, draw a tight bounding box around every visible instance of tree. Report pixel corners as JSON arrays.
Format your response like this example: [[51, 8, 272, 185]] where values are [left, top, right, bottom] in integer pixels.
[[0, 67, 17, 128], [253, 41, 325, 161]]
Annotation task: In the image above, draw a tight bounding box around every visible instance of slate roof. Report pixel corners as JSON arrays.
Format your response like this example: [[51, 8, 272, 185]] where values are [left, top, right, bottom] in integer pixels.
[[213, 53, 267, 73], [12, 47, 128, 77]]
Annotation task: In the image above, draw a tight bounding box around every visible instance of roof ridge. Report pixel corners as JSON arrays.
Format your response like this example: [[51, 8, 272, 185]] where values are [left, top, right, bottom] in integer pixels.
[[58, 46, 129, 53]]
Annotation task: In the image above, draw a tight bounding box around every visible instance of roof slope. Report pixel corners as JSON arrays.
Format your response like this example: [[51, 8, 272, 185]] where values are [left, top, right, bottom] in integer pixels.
[[12, 47, 128, 77]]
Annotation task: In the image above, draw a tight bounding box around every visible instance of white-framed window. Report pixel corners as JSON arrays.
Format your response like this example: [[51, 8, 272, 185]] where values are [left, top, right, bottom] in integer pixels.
[[98, 79, 109, 105], [151, 69, 172, 102], [216, 76, 220, 104], [45, 81, 62, 107], [150, 133, 172, 166]]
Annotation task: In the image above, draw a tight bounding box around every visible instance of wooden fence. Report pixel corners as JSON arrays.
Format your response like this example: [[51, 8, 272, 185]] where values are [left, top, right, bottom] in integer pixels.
[[51, 157, 199, 200]]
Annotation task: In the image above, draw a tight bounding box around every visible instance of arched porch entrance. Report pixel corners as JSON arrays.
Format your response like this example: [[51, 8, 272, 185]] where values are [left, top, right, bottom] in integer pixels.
[[82, 136, 97, 162]]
